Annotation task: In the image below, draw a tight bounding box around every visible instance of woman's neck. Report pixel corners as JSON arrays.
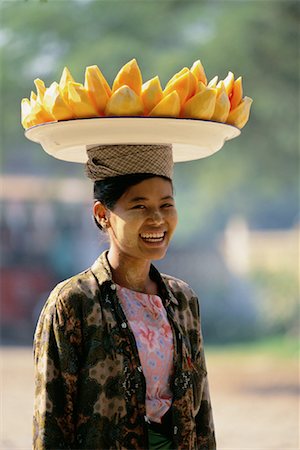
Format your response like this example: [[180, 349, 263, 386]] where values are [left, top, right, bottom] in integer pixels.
[[107, 249, 158, 295]]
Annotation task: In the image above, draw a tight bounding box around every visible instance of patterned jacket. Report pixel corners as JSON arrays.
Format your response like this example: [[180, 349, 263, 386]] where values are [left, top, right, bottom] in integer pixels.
[[33, 251, 216, 449]]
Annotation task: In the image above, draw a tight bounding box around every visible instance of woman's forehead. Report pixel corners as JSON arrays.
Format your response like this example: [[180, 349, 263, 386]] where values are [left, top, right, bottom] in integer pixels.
[[122, 177, 173, 201]]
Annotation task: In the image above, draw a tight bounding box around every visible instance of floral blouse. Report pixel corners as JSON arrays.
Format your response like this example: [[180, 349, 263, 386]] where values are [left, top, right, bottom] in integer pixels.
[[116, 285, 174, 423]]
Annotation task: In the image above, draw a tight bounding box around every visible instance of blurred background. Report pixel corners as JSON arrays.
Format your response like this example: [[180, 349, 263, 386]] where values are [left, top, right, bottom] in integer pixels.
[[0, 1, 299, 448]]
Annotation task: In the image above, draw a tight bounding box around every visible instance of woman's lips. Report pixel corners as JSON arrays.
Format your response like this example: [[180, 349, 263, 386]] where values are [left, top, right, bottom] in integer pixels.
[[139, 231, 166, 244]]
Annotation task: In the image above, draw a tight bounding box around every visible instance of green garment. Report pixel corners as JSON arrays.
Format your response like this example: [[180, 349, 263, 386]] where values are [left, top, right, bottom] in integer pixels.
[[148, 427, 175, 450]]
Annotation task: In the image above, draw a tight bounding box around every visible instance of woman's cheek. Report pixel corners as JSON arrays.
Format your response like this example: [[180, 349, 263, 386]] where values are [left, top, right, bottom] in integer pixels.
[[121, 224, 140, 249], [167, 208, 178, 225]]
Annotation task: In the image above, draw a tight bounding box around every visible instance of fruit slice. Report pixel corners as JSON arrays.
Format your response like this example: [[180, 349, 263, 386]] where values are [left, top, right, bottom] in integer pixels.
[[43, 82, 74, 121], [190, 60, 207, 85], [34, 79, 46, 103], [187, 71, 197, 98], [226, 96, 253, 129], [195, 81, 206, 94], [21, 98, 35, 129], [166, 67, 189, 86], [67, 82, 99, 118], [59, 67, 75, 102], [230, 76, 243, 110], [148, 91, 180, 117], [84, 65, 111, 114], [30, 91, 37, 103], [208, 76, 218, 88], [166, 67, 189, 83], [141, 76, 163, 115], [112, 58, 142, 96], [30, 90, 55, 123], [164, 70, 196, 106], [211, 82, 231, 123], [182, 88, 217, 120], [222, 71, 235, 97], [86, 65, 111, 96], [105, 85, 144, 116]]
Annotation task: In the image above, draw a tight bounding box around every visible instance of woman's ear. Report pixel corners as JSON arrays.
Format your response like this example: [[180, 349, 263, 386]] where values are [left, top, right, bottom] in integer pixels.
[[93, 201, 110, 229]]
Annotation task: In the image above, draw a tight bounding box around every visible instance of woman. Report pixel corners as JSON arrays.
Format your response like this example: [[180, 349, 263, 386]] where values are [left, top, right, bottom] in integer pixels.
[[33, 144, 216, 450]]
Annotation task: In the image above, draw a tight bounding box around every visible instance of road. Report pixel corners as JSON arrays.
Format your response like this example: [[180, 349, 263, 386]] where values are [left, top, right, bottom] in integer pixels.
[[1, 346, 299, 449]]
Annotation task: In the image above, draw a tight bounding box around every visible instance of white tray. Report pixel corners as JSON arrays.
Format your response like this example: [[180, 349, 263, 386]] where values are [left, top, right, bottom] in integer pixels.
[[25, 117, 241, 163]]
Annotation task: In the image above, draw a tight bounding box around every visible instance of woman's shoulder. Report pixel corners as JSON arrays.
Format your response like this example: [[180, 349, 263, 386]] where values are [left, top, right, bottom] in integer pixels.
[[161, 273, 198, 300], [56, 266, 99, 296], [40, 266, 100, 318], [161, 273, 201, 320]]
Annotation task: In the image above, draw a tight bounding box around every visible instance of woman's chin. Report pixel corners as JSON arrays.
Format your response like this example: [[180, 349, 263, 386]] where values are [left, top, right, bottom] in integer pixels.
[[139, 246, 169, 261]]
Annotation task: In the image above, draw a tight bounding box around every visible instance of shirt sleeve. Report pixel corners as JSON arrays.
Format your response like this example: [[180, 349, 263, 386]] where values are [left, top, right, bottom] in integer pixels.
[[33, 285, 82, 449], [194, 297, 217, 450], [195, 367, 216, 449]]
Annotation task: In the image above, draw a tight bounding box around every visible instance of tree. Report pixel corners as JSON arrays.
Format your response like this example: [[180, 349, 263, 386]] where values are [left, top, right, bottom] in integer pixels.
[[1, 0, 299, 234]]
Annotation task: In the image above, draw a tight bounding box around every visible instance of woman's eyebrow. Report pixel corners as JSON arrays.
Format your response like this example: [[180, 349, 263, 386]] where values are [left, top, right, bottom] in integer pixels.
[[128, 195, 174, 203], [128, 196, 148, 203], [161, 195, 174, 201]]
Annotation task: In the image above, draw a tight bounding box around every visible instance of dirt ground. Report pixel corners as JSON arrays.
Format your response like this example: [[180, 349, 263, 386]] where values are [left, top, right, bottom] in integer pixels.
[[0, 346, 299, 450]]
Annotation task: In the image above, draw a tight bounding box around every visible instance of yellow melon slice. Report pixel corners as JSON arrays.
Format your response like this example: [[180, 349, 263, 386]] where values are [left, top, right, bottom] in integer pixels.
[[211, 82, 231, 123], [21, 98, 35, 129], [165, 67, 197, 98], [230, 76, 243, 110], [86, 65, 111, 96], [30, 91, 55, 123], [187, 71, 198, 99], [84, 65, 111, 114], [182, 88, 217, 120], [227, 96, 253, 129], [105, 85, 144, 116], [30, 91, 37, 103], [208, 76, 218, 88], [164, 70, 195, 107], [59, 67, 75, 102], [43, 82, 74, 121], [141, 76, 163, 114], [112, 59, 142, 96], [190, 60, 207, 85], [165, 67, 189, 87], [148, 91, 180, 117], [195, 81, 206, 94], [164, 67, 198, 103], [67, 82, 99, 118], [222, 71, 235, 97], [34, 79, 46, 102]]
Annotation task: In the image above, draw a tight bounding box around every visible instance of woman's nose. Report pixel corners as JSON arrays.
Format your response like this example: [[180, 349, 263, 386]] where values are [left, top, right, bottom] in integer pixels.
[[149, 209, 164, 224]]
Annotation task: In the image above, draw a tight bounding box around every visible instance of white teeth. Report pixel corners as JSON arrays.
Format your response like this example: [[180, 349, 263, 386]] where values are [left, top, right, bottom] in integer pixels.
[[140, 232, 165, 239]]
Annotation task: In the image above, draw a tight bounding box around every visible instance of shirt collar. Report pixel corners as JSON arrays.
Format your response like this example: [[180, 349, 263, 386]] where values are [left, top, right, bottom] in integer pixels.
[[91, 250, 179, 307]]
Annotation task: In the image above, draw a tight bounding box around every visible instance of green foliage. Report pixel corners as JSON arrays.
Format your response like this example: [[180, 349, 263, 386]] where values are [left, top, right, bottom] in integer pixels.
[[1, 0, 299, 234], [207, 334, 299, 361], [249, 268, 299, 336]]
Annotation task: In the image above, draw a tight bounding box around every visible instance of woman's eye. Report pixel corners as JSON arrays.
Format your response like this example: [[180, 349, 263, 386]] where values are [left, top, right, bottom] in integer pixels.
[[161, 203, 174, 208], [132, 205, 146, 209]]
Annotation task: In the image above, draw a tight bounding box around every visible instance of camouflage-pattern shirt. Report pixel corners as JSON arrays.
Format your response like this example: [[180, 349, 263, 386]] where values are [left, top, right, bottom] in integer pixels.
[[33, 251, 216, 449]]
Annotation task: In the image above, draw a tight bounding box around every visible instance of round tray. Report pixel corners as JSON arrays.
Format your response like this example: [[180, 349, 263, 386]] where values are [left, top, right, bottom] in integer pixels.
[[25, 117, 241, 163]]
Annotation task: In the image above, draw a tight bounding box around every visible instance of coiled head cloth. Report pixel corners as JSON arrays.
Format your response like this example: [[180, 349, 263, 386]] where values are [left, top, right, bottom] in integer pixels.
[[85, 144, 173, 181]]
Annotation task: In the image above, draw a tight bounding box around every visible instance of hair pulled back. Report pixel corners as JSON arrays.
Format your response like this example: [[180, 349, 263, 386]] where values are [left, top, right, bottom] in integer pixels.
[[93, 173, 172, 231]]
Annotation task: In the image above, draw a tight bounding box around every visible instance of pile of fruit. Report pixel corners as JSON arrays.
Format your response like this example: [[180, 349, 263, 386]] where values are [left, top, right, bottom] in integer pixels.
[[21, 58, 252, 130]]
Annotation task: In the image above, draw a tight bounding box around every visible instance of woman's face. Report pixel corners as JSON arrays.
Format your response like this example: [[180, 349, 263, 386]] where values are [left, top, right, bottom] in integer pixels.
[[106, 177, 178, 262]]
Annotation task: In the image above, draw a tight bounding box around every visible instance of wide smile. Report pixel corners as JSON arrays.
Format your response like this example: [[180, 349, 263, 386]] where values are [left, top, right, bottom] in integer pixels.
[[139, 231, 167, 246]]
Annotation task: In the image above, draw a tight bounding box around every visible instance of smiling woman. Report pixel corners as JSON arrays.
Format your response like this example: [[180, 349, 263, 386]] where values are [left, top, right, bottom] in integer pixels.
[[93, 176, 178, 280], [32, 144, 216, 450]]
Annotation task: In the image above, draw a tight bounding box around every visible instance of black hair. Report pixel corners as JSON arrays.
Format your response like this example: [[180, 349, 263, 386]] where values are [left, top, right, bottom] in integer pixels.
[[93, 173, 172, 231]]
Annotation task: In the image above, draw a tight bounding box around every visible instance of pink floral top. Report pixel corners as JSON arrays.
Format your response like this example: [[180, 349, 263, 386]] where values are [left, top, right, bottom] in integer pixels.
[[116, 284, 174, 423]]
